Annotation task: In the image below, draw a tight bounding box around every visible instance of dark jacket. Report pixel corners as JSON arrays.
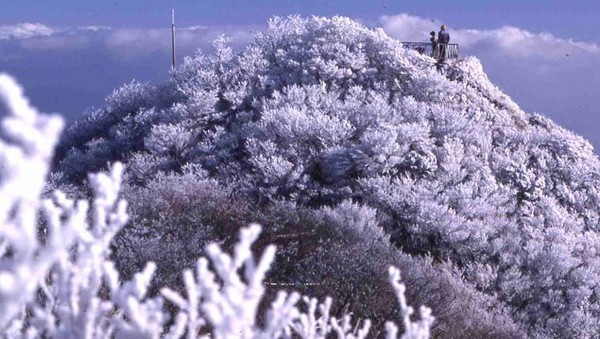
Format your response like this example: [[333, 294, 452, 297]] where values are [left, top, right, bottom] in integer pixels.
[[438, 29, 450, 44]]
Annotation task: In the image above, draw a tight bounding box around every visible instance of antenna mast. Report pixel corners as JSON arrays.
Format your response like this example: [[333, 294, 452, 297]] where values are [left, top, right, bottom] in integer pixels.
[[171, 8, 176, 69]]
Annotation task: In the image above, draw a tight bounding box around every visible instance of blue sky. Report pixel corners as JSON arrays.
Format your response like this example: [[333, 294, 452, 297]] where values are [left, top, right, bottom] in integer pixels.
[[2, 0, 598, 40], [1, 1, 599, 149]]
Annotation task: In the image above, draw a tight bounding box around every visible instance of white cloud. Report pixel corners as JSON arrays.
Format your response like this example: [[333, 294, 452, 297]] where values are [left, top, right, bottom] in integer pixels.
[[104, 28, 170, 57], [181, 25, 209, 32], [77, 26, 112, 32], [19, 35, 91, 52], [453, 27, 600, 59], [379, 14, 438, 42], [0, 22, 256, 59], [0, 23, 111, 52], [0, 23, 55, 40], [103, 25, 257, 59]]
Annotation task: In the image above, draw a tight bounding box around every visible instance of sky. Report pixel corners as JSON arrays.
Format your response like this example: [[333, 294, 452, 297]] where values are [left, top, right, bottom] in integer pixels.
[[1, 1, 599, 150]]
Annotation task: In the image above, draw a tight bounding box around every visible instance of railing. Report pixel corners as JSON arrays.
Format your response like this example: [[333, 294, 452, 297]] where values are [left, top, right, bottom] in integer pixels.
[[401, 42, 460, 60]]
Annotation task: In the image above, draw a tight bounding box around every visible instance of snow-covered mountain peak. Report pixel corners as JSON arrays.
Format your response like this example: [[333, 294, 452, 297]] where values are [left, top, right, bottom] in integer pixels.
[[53, 16, 600, 338]]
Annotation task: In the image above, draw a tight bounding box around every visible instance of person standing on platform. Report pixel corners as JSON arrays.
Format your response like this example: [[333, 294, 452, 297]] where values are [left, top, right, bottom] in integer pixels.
[[430, 31, 438, 59], [438, 25, 450, 61]]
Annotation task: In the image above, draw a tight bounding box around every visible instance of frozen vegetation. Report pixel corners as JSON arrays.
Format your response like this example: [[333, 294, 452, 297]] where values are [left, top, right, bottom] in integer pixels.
[[0, 73, 431, 338], [2, 15, 600, 338]]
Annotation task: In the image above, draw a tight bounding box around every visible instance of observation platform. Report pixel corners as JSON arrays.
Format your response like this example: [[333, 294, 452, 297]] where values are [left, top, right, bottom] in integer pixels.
[[402, 42, 460, 60]]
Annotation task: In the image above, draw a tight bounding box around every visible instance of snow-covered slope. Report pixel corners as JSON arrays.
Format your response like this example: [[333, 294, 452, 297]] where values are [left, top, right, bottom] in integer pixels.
[[54, 16, 600, 338]]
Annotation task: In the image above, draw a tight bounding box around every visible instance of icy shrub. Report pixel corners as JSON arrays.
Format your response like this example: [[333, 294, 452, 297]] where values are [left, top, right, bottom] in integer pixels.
[[0, 73, 441, 338], [254, 201, 525, 338], [0, 74, 442, 338], [114, 165, 250, 288]]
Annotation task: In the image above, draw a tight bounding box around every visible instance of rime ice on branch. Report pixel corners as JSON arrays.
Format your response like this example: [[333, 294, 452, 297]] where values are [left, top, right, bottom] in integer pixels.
[[0, 74, 65, 326]]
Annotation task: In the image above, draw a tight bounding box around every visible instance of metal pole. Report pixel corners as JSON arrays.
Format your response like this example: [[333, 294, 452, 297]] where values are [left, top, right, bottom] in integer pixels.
[[171, 8, 176, 69]]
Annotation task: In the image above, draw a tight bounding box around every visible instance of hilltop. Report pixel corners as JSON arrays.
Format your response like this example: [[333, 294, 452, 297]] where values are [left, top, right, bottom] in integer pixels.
[[52, 16, 600, 338]]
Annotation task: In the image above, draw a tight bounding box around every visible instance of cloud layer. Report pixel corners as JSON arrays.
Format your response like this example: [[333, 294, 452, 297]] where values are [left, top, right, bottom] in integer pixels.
[[0, 22, 256, 60], [0, 23, 55, 40], [4, 16, 598, 71]]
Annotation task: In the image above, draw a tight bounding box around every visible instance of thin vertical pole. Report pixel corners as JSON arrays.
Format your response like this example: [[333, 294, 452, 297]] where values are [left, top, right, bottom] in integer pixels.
[[171, 8, 176, 69]]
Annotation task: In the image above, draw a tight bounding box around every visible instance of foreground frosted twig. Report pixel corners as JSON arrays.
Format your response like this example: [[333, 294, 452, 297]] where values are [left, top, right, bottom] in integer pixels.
[[386, 267, 434, 339], [0, 73, 66, 326], [160, 224, 289, 339], [0, 75, 166, 338]]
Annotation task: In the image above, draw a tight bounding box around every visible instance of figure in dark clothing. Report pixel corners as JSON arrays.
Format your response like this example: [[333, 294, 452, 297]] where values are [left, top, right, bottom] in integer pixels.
[[438, 25, 450, 61], [429, 31, 438, 59]]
